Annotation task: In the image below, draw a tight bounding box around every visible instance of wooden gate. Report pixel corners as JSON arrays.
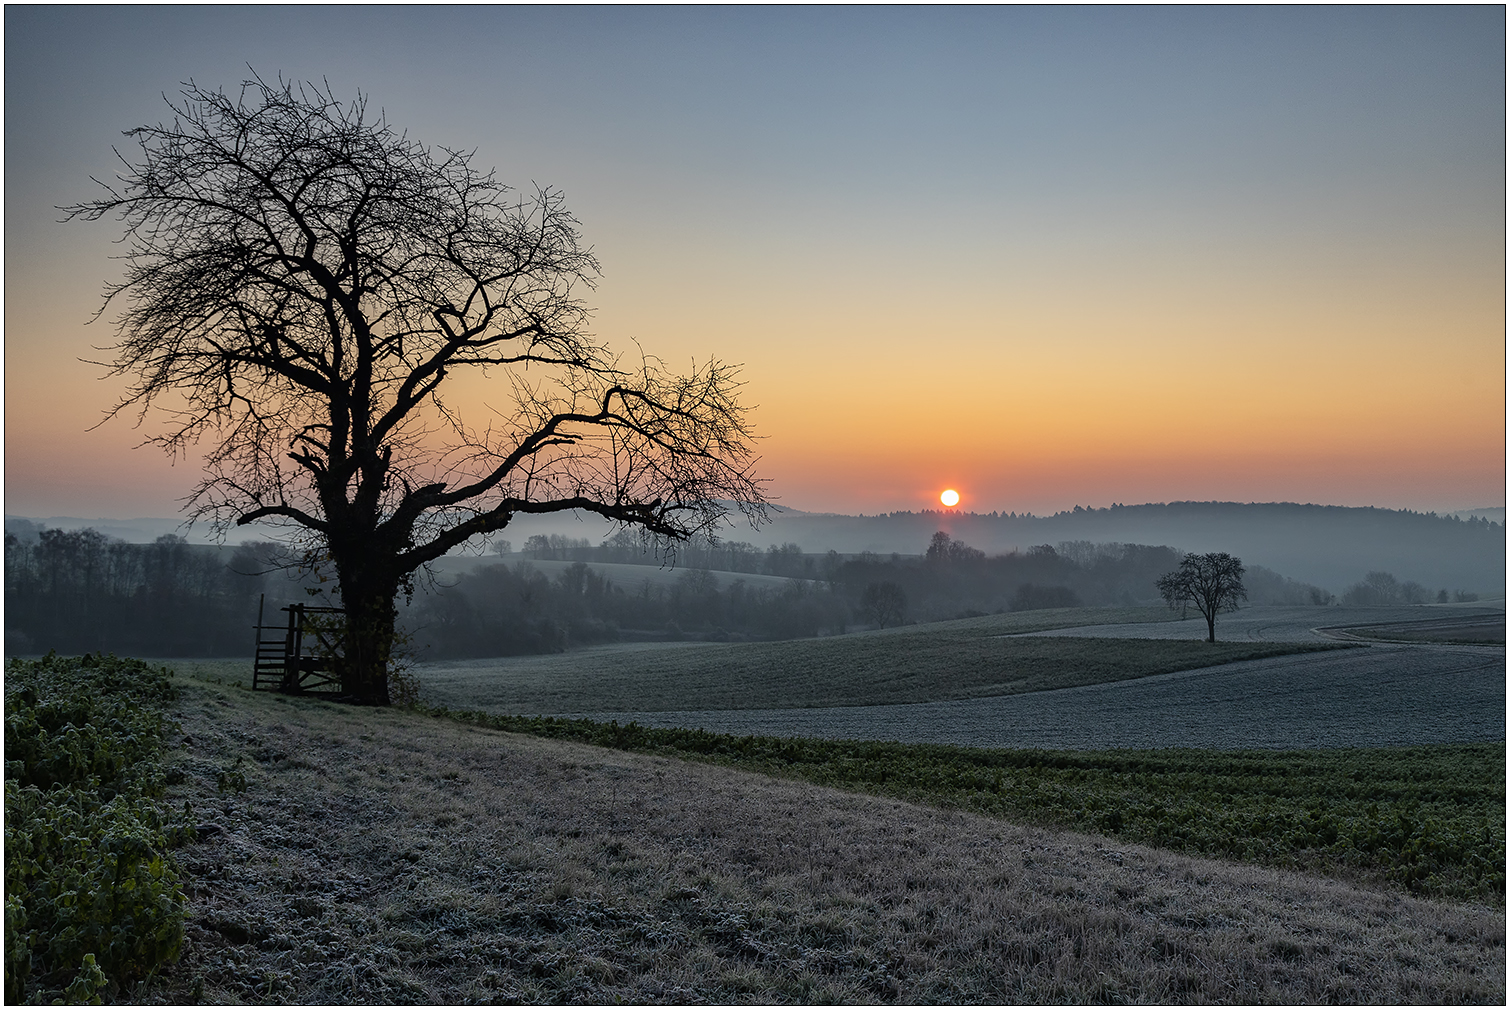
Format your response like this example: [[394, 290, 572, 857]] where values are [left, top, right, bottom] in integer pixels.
[[251, 595, 346, 694]]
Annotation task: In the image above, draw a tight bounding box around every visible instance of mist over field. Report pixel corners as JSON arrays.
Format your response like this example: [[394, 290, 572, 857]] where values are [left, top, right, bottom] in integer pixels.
[[13, 499, 1499, 598]]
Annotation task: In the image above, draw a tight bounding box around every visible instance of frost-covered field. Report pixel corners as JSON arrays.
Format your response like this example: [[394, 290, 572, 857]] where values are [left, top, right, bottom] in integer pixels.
[[135, 674, 1505, 1004], [413, 605, 1504, 750], [556, 641, 1504, 751], [1026, 602, 1503, 643]]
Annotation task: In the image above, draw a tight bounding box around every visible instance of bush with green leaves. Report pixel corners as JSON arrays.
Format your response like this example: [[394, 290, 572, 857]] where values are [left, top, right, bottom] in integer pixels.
[[4, 654, 193, 1003]]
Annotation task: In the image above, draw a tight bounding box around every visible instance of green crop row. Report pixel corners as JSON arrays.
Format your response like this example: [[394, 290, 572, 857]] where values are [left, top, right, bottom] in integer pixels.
[[426, 707, 1505, 903], [5, 654, 194, 1004]]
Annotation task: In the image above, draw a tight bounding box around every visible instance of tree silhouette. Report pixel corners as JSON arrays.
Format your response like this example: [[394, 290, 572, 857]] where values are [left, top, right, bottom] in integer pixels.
[[66, 75, 766, 703], [859, 581, 907, 628], [1156, 552, 1246, 642], [924, 531, 984, 564]]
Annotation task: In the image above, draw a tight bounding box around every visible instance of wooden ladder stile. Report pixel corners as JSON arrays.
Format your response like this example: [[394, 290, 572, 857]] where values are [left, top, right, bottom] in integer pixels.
[[249, 597, 347, 695], [251, 593, 289, 691]]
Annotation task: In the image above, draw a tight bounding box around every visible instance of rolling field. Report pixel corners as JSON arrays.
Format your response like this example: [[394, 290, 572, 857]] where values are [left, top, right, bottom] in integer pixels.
[[134, 671, 1504, 1003], [161, 605, 1502, 751], [25, 598, 1507, 1003], [572, 641, 1505, 751], [421, 709, 1507, 902], [410, 607, 1349, 714]]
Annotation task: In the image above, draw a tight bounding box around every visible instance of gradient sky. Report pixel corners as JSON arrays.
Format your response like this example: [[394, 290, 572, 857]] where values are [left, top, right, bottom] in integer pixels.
[[5, 7, 1504, 520]]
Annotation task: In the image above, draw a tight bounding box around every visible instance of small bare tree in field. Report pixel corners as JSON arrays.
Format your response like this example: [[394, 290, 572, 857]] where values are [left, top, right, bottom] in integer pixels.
[[66, 75, 766, 704], [1157, 552, 1246, 643], [859, 581, 907, 628]]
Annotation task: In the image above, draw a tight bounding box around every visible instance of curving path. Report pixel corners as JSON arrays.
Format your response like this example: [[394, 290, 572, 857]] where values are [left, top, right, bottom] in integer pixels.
[[559, 640, 1505, 750]]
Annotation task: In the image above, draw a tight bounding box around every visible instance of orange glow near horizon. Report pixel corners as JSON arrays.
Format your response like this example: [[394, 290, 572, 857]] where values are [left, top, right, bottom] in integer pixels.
[[6, 290, 1504, 518]]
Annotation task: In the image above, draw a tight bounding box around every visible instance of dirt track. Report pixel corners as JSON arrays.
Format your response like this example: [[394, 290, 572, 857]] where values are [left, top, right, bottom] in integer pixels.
[[560, 641, 1505, 750]]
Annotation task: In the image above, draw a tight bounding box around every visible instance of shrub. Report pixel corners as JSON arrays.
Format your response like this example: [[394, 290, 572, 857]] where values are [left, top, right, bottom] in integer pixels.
[[4, 654, 193, 1003]]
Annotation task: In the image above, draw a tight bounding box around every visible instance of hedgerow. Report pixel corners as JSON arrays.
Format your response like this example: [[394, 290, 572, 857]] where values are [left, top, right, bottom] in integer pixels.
[[4, 654, 194, 1003], [424, 706, 1505, 903]]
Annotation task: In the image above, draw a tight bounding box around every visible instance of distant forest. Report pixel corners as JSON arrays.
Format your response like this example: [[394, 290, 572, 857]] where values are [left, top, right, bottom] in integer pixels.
[[6, 524, 1344, 660], [3, 529, 302, 657]]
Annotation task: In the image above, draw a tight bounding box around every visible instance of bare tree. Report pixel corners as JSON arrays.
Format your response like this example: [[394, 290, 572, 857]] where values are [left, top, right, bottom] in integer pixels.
[[859, 581, 907, 628], [924, 531, 984, 564], [1156, 552, 1246, 642], [66, 75, 766, 704]]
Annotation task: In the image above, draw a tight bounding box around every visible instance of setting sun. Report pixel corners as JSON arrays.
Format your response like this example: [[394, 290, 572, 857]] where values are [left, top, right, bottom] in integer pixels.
[[940, 489, 960, 507]]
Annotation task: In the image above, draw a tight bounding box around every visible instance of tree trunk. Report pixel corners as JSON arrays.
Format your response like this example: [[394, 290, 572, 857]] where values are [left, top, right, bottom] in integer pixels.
[[335, 573, 398, 706], [1205, 611, 1217, 643]]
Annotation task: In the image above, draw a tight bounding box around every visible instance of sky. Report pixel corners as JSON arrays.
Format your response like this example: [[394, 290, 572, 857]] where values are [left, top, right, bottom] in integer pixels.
[[5, 6, 1504, 521]]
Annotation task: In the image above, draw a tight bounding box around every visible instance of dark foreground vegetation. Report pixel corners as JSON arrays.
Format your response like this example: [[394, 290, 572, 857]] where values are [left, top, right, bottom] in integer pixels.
[[422, 708, 1506, 904], [4, 655, 194, 1003]]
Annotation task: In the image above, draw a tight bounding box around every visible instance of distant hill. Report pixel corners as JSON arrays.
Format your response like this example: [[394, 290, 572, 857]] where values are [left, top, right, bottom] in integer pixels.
[[5, 515, 213, 544], [746, 502, 1504, 596], [10, 499, 1504, 596]]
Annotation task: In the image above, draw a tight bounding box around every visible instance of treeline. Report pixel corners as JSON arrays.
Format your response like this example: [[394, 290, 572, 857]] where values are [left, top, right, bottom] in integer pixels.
[[502, 529, 822, 579], [407, 562, 846, 658], [4, 528, 308, 656], [0, 523, 1359, 662], [406, 531, 1338, 659], [1340, 570, 1479, 607], [1, 525, 833, 659], [828, 534, 1334, 626]]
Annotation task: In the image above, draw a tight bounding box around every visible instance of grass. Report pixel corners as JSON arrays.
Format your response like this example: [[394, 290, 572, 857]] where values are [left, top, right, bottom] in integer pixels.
[[409, 607, 1352, 713], [423, 709, 1507, 904], [134, 669, 1504, 1004]]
